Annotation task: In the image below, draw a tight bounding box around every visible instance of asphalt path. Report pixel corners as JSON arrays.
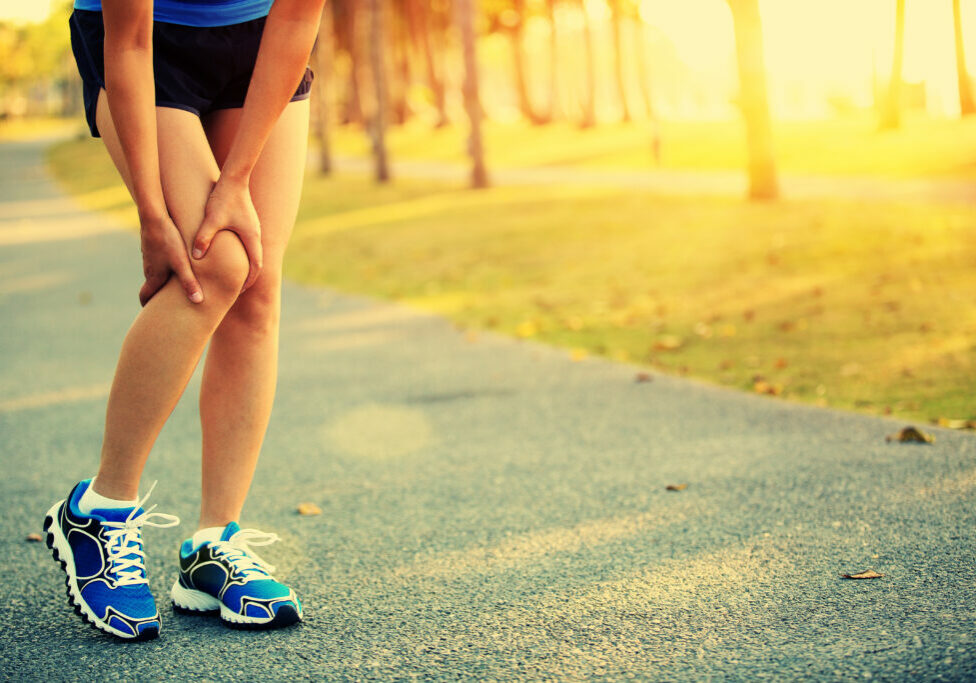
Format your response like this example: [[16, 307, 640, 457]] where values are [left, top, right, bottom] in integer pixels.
[[1, 137, 974, 681]]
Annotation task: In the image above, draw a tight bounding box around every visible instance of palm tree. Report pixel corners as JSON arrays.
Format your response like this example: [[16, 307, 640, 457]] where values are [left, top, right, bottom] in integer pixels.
[[405, 0, 448, 126], [510, 0, 544, 124], [953, 0, 975, 116], [369, 0, 390, 181], [728, 0, 778, 199], [609, 0, 631, 122], [390, 2, 411, 125], [335, 0, 365, 125], [310, 4, 336, 174], [632, 11, 654, 119], [577, 0, 596, 128], [457, 0, 488, 187], [879, 0, 905, 130], [544, 0, 560, 121]]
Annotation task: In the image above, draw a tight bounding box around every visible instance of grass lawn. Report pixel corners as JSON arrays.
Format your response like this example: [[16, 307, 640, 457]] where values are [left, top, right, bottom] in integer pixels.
[[330, 114, 976, 180], [48, 136, 976, 427], [0, 116, 79, 142]]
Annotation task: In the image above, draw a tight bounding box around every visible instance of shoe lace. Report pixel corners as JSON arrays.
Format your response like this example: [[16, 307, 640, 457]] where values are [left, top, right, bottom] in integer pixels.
[[211, 528, 280, 579], [100, 480, 180, 587]]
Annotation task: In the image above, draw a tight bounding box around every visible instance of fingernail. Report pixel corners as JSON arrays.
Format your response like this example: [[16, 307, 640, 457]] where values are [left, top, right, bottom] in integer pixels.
[[192, 248, 203, 259], [190, 291, 203, 303]]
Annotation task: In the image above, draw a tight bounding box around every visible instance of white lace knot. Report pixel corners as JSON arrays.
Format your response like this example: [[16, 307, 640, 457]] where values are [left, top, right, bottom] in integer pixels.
[[99, 480, 180, 587], [211, 528, 280, 578]]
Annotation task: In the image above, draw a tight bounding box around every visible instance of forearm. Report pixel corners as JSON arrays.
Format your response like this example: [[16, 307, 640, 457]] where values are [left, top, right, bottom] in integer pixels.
[[102, 0, 166, 220], [221, 0, 325, 183]]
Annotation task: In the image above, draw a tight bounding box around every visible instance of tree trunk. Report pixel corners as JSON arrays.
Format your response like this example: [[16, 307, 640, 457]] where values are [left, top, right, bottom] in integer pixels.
[[310, 5, 336, 175], [339, 0, 365, 125], [879, 0, 905, 130], [388, 3, 410, 125], [954, 0, 975, 116], [578, 0, 596, 128], [457, 0, 488, 188], [610, 0, 630, 122], [728, 0, 778, 200], [420, 1, 448, 127], [540, 0, 560, 122], [369, 0, 390, 182], [511, 0, 543, 124], [632, 16, 661, 163], [633, 16, 654, 119]]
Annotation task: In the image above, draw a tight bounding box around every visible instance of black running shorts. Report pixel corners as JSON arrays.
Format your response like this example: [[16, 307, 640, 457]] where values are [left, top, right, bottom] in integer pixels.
[[68, 8, 314, 138]]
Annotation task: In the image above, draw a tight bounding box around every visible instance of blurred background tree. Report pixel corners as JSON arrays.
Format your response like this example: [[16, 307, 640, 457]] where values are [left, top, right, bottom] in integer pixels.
[[4, 0, 976, 196]]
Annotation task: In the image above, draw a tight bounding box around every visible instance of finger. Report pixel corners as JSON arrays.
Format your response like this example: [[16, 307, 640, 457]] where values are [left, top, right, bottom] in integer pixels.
[[239, 231, 264, 293], [139, 273, 167, 307], [171, 249, 204, 303], [192, 215, 221, 260]]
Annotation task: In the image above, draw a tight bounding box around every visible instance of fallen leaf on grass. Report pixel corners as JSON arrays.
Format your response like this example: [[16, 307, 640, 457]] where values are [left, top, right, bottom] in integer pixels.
[[936, 417, 975, 430], [885, 426, 935, 444], [718, 324, 737, 338], [516, 320, 538, 338], [652, 335, 684, 351], [773, 357, 788, 369], [753, 380, 782, 396], [693, 322, 713, 338], [634, 372, 653, 383], [840, 570, 883, 580], [665, 483, 688, 491], [25, 532, 42, 542], [563, 316, 584, 331], [297, 502, 322, 516]]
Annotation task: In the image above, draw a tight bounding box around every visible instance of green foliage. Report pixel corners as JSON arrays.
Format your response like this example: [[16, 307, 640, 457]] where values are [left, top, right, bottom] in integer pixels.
[[0, 1, 74, 96]]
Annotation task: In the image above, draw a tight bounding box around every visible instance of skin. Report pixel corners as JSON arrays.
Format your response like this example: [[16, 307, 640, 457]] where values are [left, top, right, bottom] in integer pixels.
[[89, 0, 325, 533]]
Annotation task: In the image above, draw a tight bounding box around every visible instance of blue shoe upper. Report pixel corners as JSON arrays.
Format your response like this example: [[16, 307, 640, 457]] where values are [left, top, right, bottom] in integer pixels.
[[59, 479, 179, 635], [178, 521, 299, 619]]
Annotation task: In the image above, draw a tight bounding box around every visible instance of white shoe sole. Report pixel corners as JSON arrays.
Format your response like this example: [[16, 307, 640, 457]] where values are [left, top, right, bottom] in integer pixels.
[[171, 580, 302, 629]]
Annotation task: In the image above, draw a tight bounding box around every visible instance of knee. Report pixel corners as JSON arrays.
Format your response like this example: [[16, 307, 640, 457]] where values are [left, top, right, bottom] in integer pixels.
[[223, 272, 282, 336], [193, 230, 249, 302]]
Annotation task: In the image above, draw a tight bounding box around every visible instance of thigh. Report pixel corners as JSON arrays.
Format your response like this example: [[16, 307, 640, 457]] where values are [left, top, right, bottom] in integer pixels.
[[201, 98, 310, 270], [95, 87, 221, 252]]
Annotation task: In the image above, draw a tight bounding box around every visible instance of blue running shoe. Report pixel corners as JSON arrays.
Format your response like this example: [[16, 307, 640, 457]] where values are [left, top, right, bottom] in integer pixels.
[[42, 479, 180, 641], [170, 522, 302, 629]]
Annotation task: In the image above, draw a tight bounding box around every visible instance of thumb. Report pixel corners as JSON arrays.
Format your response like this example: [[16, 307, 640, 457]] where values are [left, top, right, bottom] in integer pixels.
[[172, 249, 204, 304], [192, 215, 221, 260]]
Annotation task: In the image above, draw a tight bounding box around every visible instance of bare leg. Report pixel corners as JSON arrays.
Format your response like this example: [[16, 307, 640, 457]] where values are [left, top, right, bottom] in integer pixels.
[[90, 89, 250, 500], [194, 100, 310, 528]]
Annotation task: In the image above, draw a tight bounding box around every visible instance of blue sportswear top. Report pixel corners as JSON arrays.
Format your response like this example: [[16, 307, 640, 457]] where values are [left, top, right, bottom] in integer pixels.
[[73, 0, 274, 27]]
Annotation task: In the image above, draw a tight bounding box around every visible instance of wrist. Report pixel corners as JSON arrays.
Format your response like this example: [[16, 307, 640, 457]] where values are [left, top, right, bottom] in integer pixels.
[[136, 200, 168, 227], [218, 163, 252, 187]]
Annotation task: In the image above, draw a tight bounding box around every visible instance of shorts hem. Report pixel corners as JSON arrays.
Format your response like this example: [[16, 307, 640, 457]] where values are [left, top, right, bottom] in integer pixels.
[[155, 101, 203, 118]]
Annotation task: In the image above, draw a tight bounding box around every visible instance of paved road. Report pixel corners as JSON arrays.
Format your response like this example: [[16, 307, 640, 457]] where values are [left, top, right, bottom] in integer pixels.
[[1, 138, 974, 681], [331, 155, 976, 204]]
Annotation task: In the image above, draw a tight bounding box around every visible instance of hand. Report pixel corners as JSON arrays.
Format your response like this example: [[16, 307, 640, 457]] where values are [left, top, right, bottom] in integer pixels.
[[191, 176, 263, 293], [138, 211, 204, 307]]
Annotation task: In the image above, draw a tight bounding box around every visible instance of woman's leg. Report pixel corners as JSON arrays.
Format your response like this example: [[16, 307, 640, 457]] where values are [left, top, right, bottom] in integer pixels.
[[195, 99, 310, 528], [90, 88, 251, 500]]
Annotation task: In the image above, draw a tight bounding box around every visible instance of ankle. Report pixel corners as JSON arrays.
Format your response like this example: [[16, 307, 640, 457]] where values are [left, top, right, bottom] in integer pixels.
[[90, 474, 139, 501], [78, 477, 138, 515]]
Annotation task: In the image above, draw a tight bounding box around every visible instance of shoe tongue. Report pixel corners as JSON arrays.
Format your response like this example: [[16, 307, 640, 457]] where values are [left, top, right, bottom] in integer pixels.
[[91, 506, 143, 523], [220, 521, 241, 541]]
